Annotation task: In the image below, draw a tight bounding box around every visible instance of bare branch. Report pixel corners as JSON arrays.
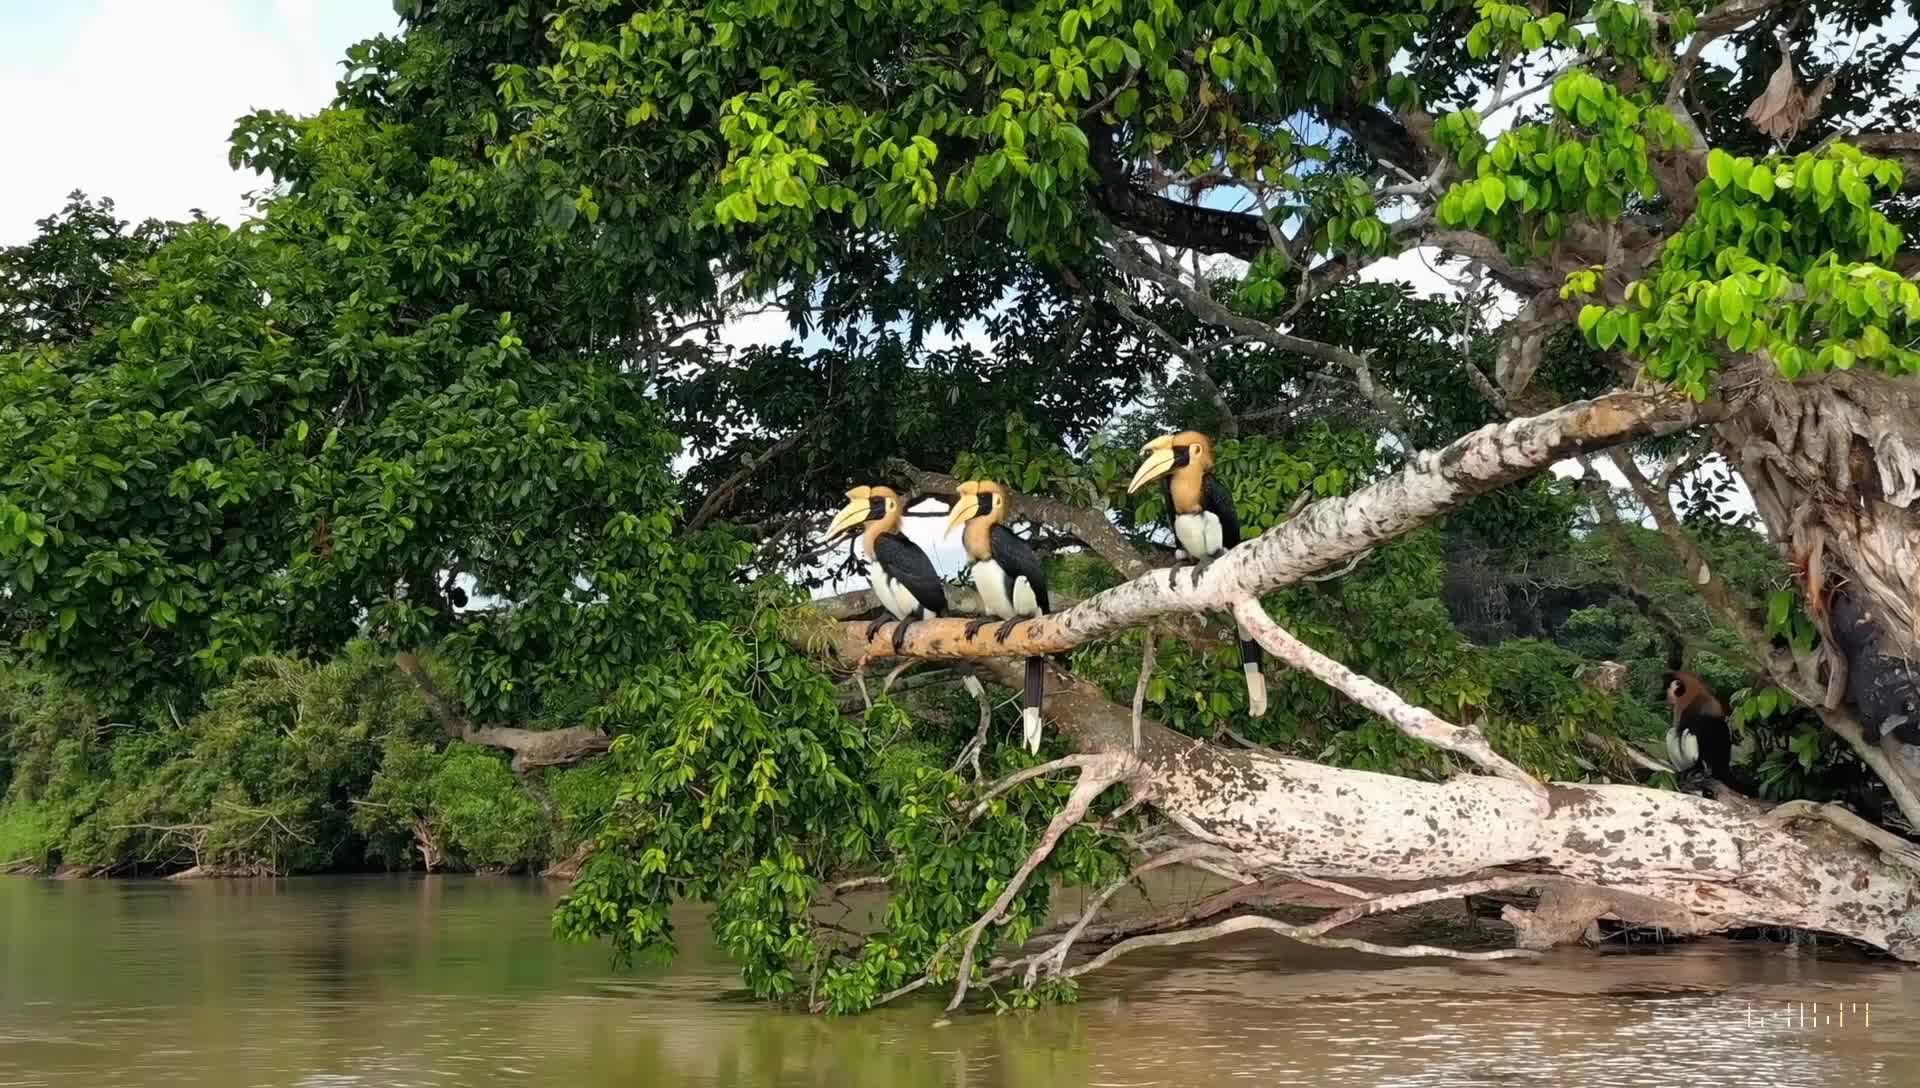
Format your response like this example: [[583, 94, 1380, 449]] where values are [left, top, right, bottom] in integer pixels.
[[1130, 633, 1159, 753], [946, 758, 1130, 1010], [1107, 234, 1416, 446], [1231, 599, 1549, 800], [1065, 913, 1537, 974], [688, 413, 827, 531]]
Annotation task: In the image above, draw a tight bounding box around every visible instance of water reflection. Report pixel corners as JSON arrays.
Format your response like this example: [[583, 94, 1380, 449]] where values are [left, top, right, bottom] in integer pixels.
[[3, 875, 1917, 1087]]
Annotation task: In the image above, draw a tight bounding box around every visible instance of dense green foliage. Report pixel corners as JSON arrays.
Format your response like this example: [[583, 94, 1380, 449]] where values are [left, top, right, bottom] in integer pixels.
[[5, 0, 1916, 1012]]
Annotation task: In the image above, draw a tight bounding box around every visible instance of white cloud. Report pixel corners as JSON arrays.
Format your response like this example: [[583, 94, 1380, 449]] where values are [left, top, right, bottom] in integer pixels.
[[0, 0, 395, 243]]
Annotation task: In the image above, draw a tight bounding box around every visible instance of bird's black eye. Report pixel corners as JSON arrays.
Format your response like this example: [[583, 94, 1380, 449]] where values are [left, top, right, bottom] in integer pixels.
[[978, 493, 995, 516], [1172, 447, 1191, 468], [869, 497, 886, 520]]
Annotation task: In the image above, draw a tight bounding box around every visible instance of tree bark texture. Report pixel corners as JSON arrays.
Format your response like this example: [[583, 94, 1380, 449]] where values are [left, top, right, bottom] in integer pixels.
[[813, 386, 1920, 960], [1716, 370, 1920, 781]]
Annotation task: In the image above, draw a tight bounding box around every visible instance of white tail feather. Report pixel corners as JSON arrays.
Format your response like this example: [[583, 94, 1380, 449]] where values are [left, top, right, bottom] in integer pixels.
[[1022, 707, 1044, 753], [1243, 662, 1268, 719], [962, 676, 985, 698]]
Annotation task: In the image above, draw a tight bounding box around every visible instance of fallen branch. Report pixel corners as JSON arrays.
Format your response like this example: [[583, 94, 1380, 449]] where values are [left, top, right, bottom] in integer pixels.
[[1295, 875, 1543, 937], [1764, 800, 1920, 869], [1023, 843, 1235, 985], [1064, 913, 1536, 973], [395, 653, 610, 772]]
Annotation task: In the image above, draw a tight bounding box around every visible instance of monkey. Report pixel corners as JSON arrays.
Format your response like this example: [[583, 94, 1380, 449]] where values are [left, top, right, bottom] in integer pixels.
[[1663, 670, 1739, 793]]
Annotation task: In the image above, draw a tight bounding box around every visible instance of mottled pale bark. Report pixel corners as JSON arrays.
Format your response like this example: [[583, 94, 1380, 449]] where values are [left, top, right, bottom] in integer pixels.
[[815, 641, 1920, 964], [835, 389, 1711, 663], [1714, 369, 1920, 814]]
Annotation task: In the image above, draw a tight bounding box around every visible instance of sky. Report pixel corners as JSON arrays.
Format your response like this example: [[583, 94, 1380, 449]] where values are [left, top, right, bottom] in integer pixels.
[[0, 1, 1732, 583], [0, 0, 400, 243]]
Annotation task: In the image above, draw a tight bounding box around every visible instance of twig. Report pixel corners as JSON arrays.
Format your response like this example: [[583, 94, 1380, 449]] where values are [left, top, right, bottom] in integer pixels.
[[950, 675, 994, 780], [1107, 233, 1416, 448], [964, 754, 1115, 819], [1300, 549, 1372, 582], [1130, 632, 1159, 752], [687, 412, 827, 531], [1024, 844, 1229, 986], [881, 660, 916, 694]]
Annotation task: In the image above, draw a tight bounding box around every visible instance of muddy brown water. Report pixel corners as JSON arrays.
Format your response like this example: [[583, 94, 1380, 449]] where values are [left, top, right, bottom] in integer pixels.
[[4, 874, 1919, 1087]]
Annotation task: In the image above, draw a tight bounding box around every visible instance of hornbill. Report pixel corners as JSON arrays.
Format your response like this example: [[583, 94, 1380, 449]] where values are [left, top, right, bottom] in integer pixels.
[[826, 485, 948, 655], [946, 479, 1051, 753], [1128, 431, 1268, 718], [1663, 670, 1738, 792]]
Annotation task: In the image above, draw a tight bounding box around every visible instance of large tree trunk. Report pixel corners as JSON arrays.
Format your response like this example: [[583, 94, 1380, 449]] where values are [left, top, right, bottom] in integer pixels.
[[1048, 668, 1920, 958], [1719, 370, 1920, 794]]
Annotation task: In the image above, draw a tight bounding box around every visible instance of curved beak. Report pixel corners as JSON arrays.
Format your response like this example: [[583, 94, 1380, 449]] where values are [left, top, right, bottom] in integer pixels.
[[1128, 440, 1178, 494], [825, 498, 870, 542], [944, 492, 982, 538]]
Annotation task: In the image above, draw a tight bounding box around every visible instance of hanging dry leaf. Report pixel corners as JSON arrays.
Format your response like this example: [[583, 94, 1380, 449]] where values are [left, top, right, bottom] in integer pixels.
[[1744, 39, 1836, 144]]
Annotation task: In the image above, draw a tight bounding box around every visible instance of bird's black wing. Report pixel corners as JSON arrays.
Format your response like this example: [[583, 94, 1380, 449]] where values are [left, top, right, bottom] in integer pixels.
[[874, 531, 948, 614], [989, 523, 1050, 614], [1202, 473, 1242, 549], [1682, 710, 1734, 781]]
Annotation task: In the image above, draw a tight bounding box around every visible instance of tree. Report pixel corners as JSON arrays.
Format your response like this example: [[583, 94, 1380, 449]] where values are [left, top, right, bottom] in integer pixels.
[[499, 0, 1920, 989], [5, 0, 1920, 1013]]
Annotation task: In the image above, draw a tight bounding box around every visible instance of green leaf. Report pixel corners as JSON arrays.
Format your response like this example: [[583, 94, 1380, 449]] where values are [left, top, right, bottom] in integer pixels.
[[1746, 165, 1774, 199], [1577, 304, 1605, 336], [1707, 148, 1733, 189], [1479, 174, 1506, 213], [1594, 310, 1620, 349]]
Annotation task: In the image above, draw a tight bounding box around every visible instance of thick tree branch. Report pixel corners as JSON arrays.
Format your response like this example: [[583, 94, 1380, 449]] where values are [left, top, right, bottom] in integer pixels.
[[837, 390, 1714, 662], [1854, 133, 1920, 194], [1085, 117, 1273, 260], [394, 653, 610, 772]]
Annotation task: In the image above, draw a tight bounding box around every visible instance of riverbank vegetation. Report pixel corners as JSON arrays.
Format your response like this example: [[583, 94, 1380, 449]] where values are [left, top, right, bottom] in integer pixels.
[[5, 0, 1920, 1012]]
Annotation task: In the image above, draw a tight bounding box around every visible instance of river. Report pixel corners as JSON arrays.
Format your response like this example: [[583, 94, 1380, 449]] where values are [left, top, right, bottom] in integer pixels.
[[4, 875, 1918, 1087]]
